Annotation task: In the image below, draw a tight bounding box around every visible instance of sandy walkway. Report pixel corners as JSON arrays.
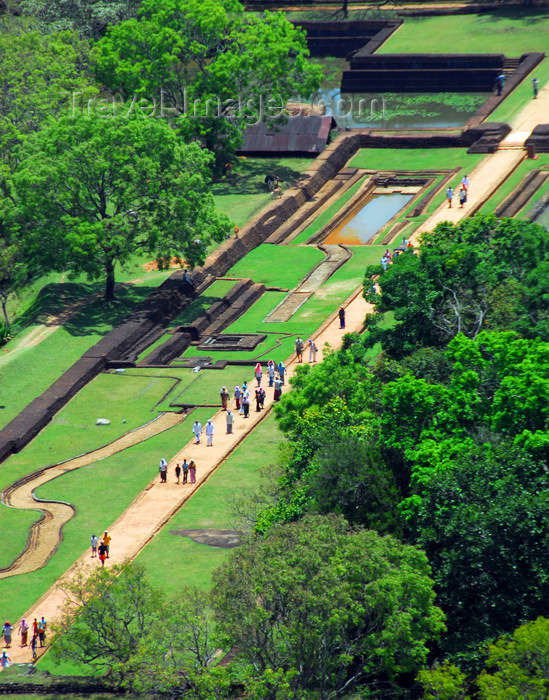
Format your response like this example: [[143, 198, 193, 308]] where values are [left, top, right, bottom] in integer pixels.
[[5, 287, 371, 664]]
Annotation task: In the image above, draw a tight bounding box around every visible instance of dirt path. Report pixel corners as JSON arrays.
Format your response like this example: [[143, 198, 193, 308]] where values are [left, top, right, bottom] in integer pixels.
[[0, 413, 185, 581], [4, 286, 371, 665]]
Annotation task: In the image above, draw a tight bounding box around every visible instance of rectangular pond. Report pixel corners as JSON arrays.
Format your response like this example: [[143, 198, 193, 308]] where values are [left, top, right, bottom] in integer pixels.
[[324, 192, 414, 245]]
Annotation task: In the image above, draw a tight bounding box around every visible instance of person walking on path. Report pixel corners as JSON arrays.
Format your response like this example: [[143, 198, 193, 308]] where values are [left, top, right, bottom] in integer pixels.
[[273, 376, 283, 401], [192, 420, 202, 445], [226, 409, 234, 434], [446, 186, 453, 208], [189, 460, 196, 484], [532, 77, 539, 98], [339, 307, 346, 329], [267, 360, 276, 386], [2, 622, 12, 648], [254, 362, 263, 387], [37, 617, 46, 648], [461, 174, 469, 191], [308, 338, 318, 363], [103, 531, 111, 558], [182, 459, 189, 484], [259, 387, 265, 410], [98, 541, 107, 567], [234, 385, 241, 410], [242, 394, 250, 418], [206, 419, 215, 446], [495, 74, 505, 96], [159, 458, 168, 483], [90, 534, 98, 558], [19, 619, 29, 647], [278, 361, 286, 385], [255, 388, 262, 412], [32, 619, 38, 638], [175, 463, 181, 484], [30, 634, 38, 660], [295, 338, 304, 362], [459, 186, 467, 208], [220, 386, 229, 410], [1, 649, 11, 668]]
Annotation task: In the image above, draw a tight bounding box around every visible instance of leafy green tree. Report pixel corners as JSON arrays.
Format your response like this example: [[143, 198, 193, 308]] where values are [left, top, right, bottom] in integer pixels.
[[212, 514, 445, 698], [417, 661, 470, 700], [0, 232, 26, 334], [412, 444, 549, 656], [20, 0, 141, 39], [0, 25, 94, 160], [364, 216, 549, 358], [52, 563, 161, 682], [93, 0, 322, 170], [8, 114, 229, 299], [477, 618, 549, 700]]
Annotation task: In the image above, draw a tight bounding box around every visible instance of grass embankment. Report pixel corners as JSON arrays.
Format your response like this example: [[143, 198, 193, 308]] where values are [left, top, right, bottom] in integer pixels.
[[478, 155, 549, 216], [212, 156, 313, 228]]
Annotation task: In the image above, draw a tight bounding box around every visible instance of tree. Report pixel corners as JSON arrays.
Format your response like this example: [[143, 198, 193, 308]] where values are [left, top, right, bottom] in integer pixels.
[[412, 444, 549, 657], [417, 661, 470, 700], [52, 563, 161, 682], [0, 25, 94, 161], [364, 216, 549, 358], [93, 0, 322, 170], [211, 514, 445, 698], [0, 232, 26, 335], [477, 618, 549, 700], [52, 563, 222, 694], [8, 114, 230, 300], [20, 0, 141, 39]]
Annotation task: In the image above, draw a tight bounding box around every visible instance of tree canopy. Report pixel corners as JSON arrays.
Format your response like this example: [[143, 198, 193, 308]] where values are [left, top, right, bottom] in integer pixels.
[[6, 114, 230, 299], [364, 216, 549, 358], [93, 0, 322, 169], [212, 514, 445, 698]]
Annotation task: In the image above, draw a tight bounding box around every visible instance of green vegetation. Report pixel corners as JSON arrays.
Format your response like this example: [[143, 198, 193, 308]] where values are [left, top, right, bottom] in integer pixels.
[[212, 157, 313, 228], [228, 244, 324, 289], [479, 158, 549, 215], [379, 9, 549, 55], [349, 148, 483, 172]]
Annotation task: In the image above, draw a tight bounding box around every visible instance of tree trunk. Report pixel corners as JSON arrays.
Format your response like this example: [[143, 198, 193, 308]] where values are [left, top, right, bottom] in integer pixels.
[[342, 0, 349, 17], [1, 293, 11, 334], [105, 260, 116, 301]]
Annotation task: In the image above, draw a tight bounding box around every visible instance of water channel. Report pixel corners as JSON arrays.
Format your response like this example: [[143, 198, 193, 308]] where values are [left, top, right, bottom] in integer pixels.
[[324, 192, 414, 245]]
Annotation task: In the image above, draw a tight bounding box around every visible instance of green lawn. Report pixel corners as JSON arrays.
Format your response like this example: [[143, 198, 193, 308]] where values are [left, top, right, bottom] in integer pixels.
[[136, 412, 284, 595], [349, 148, 484, 173], [380, 9, 549, 55], [212, 156, 314, 228], [227, 244, 325, 289]]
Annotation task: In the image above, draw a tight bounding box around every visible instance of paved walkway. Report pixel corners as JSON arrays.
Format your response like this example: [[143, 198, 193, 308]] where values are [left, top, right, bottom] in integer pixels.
[[5, 287, 371, 664]]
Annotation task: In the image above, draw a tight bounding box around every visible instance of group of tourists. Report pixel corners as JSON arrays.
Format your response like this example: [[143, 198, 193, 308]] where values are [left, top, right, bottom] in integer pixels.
[[293, 338, 318, 364], [2, 616, 47, 663], [191, 419, 215, 446], [446, 174, 469, 209], [174, 459, 197, 484], [90, 531, 111, 566], [381, 237, 414, 270]]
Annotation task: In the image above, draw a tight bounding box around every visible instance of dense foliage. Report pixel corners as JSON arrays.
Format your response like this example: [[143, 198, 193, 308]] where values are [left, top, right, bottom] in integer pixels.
[[93, 0, 322, 170], [5, 115, 229, 299], [363, 216, 549, 358], [268, 217, 549, 672]]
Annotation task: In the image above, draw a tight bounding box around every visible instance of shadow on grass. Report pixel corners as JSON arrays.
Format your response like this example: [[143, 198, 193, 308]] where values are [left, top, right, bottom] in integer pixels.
[[14, 281, 158, 338], [213, 158, 311, 197]]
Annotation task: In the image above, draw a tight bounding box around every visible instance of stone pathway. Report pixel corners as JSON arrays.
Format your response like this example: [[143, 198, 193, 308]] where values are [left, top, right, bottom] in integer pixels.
[[4, 286, 371, 665]]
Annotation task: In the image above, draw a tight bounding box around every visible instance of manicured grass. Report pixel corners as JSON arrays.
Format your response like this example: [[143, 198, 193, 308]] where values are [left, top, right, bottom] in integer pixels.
[[478, 156, 549, 215], [379, 9, 549, 55], [0, 419, 195, 624], [523, 178, 549, 220], [170, 280, 238, 326], [349, 148, 484, 173], [0, 279, 174, 431], [227, 244, 325, 289], [212, 156, 314, 228], [137, 412, 284, 595]]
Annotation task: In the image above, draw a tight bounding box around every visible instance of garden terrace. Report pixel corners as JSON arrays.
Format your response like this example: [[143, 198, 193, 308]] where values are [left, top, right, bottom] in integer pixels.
[[289, 19, 402, 58]]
